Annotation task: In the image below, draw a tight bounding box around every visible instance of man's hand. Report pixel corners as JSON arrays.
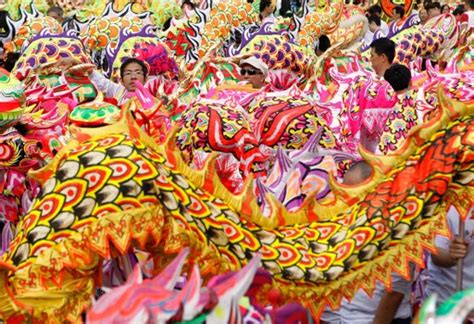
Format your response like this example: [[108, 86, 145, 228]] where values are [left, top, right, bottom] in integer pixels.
[[55, 57, 81, 69], [449, 236, 469, 260], [432, 236, 469, 268]]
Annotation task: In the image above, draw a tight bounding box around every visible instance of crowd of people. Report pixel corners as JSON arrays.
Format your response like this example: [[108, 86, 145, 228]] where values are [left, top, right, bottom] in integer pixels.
[[363, 0, 474, 46], [0, 0, 472, 322]]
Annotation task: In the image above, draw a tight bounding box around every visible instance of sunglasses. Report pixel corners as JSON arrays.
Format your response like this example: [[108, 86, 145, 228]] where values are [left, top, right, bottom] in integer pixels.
[[240, 68, 262, 76]]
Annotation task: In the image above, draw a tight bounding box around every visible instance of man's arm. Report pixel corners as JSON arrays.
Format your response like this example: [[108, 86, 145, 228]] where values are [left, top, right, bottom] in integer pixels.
[[373, 264, 415, 324], [431, 236, 469, 268], [55, 58, 125, 99], [89, 70, 125, 99], [373, 291, 405, 324]]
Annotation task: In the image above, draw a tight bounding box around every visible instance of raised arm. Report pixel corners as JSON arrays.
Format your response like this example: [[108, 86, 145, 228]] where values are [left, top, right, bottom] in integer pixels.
[[89, 70, 125, 100], [55, 58, 125, 100]]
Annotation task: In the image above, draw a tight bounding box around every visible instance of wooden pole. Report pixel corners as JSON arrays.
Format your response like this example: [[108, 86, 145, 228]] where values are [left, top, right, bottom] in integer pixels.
[[456, 220, 465, 291]]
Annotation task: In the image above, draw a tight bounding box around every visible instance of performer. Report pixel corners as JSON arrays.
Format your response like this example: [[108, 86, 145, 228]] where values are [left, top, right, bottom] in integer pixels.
[[426, 206, 474, 305], [369, 38, 396, 77], [239, 57, 269, 89], [367, 5, 389, 35], [57, 57, 176, 105], [259, 0, 276, 25], [322, 162, 416, 324], [47, 6, 65, 24], [426, 1, 441, 18]]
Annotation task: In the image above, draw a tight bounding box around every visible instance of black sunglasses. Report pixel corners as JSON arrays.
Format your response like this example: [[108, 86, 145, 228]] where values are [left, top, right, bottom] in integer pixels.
[[241, 68, 262, 76]]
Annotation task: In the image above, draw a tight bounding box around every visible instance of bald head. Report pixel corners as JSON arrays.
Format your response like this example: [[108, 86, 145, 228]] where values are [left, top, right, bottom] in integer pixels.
[[343, 161, 373, 185]]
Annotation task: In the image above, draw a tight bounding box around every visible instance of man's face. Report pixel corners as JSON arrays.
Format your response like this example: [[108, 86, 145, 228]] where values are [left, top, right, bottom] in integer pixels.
[[240, 64, 265, 88], [342, 164, 372, 185], [369, 21, 378, 32], [121, 62, 146, 91], [370, 48, 385, 73], [263, 3, 275, 15], [392, 9, 401, 20], [419, 9, 428, 21], [428, 7, 440, 17], [48, 11, 63, 23]]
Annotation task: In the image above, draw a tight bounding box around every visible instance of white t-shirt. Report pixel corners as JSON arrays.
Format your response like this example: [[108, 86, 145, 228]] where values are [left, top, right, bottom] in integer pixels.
[[261, 13, 276, 25], [90, 70, 126, 103], [321, 268, 414, 323], [381, 20, 389, 35], [89, 71, 175, 106], [426, 206, 474, 305], [467, 11, 474, 28], [364, 30, 374, 47]]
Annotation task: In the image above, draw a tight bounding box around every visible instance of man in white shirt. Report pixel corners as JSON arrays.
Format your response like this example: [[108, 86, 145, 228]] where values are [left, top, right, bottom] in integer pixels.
[[426, 1, 442, 18], [369, 37, 396, 78], [367, 5, 389, 35], [462, 0, 474, 28], [321, 161, 415, 324], [321, 274, 414, 324], [364, 15, 385, 47], [57, 57, 177, 106], [426, 206, 474, 305], [259, 0, 276, 25], [89, 58, 149, 102]]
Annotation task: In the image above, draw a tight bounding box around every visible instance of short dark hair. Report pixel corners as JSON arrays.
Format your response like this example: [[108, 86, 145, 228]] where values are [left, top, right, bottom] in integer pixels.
[[163, 17, 173, 31], [120, 58, 148, 79], [259, 0, 273, 13], [315, 35, 331, 53], [453, 4, 466, 15], [426, 1, 441, 10], [343, 161, 373, 184], [370, 37, 396, 64], [181, 0, 195, 9], [384, 63, 411, 92], [423, 0, 433, 7], [368, 4, 382, 16], [393, 5, 405, 18], [47, 6, 64, 16], [368, 15, 381, 26], [3, 52, 20, 72], [466, 0, 474, 10]]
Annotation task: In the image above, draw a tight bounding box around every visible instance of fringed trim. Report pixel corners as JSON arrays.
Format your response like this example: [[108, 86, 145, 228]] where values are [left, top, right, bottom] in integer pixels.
[[2, 204, 232, 321], [255, 211, 450, 319], [3, 206, 166, 321]]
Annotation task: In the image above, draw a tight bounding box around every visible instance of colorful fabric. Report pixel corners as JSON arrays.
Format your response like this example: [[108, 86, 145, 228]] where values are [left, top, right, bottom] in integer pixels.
[[146, 0, 183, 28], [380, 0, 414, 19], [0, 69, 24, 131], [228, 33, 309, 77], [1, 1, 49, 19], [110, 36, 178, 81], [379, 90, 419, 154], [70, 101, 121, 127], [395, 29, 444, 65], [195, 0, 256, 58], [13, 34, 91, 81], [88, 249, 266, 322], [297, 0, 343, 47], [5, 17, 63, 54], [320, 69, 397, 154], [0, 1, 473, 322], [177, 91, 337, 176], [0, 97, 471, 322], [81, 16, 146, 56]]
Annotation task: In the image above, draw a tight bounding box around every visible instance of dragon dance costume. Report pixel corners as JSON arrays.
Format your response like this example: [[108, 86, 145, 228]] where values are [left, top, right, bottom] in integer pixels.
[[0, 0, 472, 322]]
